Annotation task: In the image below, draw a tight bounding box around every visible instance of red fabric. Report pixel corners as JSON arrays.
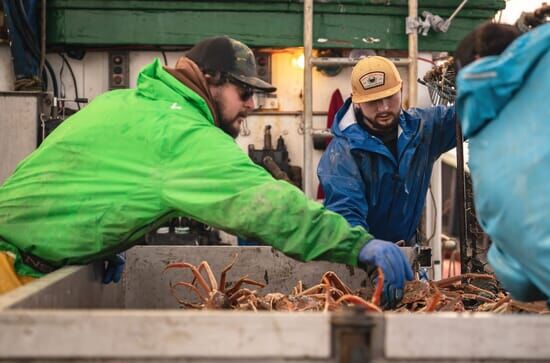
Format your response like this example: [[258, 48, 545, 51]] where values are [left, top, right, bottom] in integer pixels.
[[317, 89, 344, 200]]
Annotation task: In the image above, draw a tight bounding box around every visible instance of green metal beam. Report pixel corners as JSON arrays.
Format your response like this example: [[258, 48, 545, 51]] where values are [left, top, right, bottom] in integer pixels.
[[46, 0, 505, 51], [47, 0, 506, 11]]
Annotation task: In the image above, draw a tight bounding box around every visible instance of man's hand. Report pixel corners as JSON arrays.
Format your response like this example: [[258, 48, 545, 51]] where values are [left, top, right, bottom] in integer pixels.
[[358, 239, 414, 308], [102, 253, 126, 284]]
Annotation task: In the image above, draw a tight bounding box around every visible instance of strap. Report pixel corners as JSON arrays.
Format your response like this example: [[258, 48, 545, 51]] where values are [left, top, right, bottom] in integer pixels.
[[20, 251, 57, 274]]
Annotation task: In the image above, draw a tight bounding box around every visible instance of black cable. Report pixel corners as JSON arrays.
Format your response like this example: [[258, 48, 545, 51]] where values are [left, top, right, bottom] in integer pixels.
[[456, 119, 469, 274], [41, 67, 48, 90], [10, 0, 58, 96], [161, 50, 168, 66], [59, 53, 81, 110], [58, 51, 65, 98], [44, 60, 59, 97]]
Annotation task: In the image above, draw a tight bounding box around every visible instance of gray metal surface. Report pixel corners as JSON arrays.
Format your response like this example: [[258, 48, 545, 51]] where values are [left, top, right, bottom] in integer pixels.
[[125, 245, 378, 309], [0, 246, 414, 310], [0, 263, 123, 310], [0, 310, 331, 360], [0, 92, 47, 184], [371, 313, 550, 361]]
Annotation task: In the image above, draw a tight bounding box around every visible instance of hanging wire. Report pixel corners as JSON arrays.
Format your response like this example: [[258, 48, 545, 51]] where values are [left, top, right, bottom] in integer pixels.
[[58, 53, 66, 99], [59, 53, 81, 110]]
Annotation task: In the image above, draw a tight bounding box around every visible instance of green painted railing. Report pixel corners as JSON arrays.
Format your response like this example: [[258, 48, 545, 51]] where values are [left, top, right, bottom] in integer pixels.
[[46, 0, 505, 51]]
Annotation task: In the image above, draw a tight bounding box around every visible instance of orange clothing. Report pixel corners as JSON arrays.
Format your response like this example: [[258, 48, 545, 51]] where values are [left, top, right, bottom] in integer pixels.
[[0, 251, 36, 294]]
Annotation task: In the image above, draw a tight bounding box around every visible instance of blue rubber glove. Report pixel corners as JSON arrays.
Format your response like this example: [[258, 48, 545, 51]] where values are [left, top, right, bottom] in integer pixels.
[[358, 239, 414, 308], [102, 253, 126, 284]]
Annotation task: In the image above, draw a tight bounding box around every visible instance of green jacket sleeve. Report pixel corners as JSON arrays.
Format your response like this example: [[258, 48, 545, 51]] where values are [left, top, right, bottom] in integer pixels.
[[160, 117, 372, 266]]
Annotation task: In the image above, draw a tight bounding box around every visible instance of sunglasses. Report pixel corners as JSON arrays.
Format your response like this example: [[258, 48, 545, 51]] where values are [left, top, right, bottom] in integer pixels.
[[228, 77, 255, 102]]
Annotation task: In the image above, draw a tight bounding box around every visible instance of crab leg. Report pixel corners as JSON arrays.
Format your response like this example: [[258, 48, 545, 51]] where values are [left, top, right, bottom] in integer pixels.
[[336, 294, 382, 313], [169, 281, 206, 309], [164, 262, 211, 295], [229, 287, 256, 302], [219, 253, 239, 291], [196, 261, 218, 291], [292, 280, 303, 295], [169, 281, 208, 302], [321, 271, 353, 295], [371, 267, 384, 306], [323, 287, 332, 312], [493, 295, 511, 310], [226, 277, 266, 295], [435, 273, 495, 288], [296, 283, 325, 296], [461, 293, 495, 303], [424, 283, 442, 312]]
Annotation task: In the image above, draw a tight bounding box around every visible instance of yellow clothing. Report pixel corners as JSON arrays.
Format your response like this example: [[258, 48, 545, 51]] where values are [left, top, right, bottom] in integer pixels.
[[0, 251, 36, 294]]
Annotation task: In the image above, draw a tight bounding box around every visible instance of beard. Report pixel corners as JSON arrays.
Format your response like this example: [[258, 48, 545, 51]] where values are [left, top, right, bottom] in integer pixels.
[[213, 96, 248, 139], [362, 111, 400, 133]]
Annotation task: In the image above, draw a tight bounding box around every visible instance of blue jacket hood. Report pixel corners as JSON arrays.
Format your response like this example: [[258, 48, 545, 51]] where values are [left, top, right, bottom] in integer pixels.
[[457, 24, 550, 138]]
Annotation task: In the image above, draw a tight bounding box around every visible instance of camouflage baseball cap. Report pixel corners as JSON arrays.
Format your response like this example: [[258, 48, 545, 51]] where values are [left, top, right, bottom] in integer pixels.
[[186, 36, 276, 93]]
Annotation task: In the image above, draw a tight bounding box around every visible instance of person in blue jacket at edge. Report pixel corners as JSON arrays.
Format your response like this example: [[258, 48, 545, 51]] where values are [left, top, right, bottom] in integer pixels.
[[455, 21, 550, 307], [317, 56, 456, 305]]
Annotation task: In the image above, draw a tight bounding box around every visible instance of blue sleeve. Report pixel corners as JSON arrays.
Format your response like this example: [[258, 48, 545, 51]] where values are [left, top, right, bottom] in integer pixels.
[[317, 138, 369, 231], [416, 105, 457, 158]]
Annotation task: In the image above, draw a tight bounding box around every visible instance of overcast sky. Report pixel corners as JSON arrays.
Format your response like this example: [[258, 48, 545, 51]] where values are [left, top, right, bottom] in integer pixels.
[[497, 0, 546, 24]]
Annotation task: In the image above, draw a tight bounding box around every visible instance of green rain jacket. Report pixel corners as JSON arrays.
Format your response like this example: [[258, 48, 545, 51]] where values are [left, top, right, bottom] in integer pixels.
[[0, 59, 372, 277]]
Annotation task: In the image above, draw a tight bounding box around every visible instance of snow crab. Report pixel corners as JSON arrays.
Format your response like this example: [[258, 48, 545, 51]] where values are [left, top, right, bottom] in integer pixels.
[[164, 253, 265, 309]]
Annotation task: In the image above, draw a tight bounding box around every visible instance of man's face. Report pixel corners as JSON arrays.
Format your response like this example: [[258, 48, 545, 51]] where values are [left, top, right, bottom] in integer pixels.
[[210, 79, 255, 138], [357, 91, 402, 133]]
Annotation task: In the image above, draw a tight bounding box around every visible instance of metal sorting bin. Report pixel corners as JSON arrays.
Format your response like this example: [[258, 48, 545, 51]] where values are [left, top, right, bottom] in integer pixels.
[[0, 246, 549, 362]]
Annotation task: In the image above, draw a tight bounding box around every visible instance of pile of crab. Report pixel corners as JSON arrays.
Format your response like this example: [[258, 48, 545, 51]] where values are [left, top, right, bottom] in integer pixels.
[[398, 274, 549, 313], [164, 255, 549, 314]]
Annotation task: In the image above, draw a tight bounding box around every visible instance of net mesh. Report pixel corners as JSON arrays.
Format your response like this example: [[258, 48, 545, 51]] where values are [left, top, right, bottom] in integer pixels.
[[420, 57, 491, 274]]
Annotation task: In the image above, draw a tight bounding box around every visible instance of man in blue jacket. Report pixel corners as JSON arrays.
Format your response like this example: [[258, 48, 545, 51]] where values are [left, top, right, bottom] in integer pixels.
[[318, 56, 456, 251], [456, 23, 550, 304]]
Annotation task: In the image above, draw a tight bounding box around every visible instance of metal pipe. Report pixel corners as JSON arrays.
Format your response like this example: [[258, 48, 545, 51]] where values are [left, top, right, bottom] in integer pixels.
[[251, 111, 328, 116], [408, 0, 418, 108], [40, 0, 46, 78], [311, 57, 410, 67], [303, 0, 314, 198], [456, 119, 468, 274], [428, 159, 442, 280], [447, 0, 468, 24]]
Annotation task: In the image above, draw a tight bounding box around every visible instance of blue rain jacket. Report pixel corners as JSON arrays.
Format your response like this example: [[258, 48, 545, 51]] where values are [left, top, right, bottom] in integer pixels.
[[457, 24, 550, 302], [318, 99, 456, 243]]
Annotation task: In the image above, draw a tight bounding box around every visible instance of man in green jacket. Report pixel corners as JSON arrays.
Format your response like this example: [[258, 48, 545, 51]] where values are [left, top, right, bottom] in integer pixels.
[[0, 36, 412, 303]]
